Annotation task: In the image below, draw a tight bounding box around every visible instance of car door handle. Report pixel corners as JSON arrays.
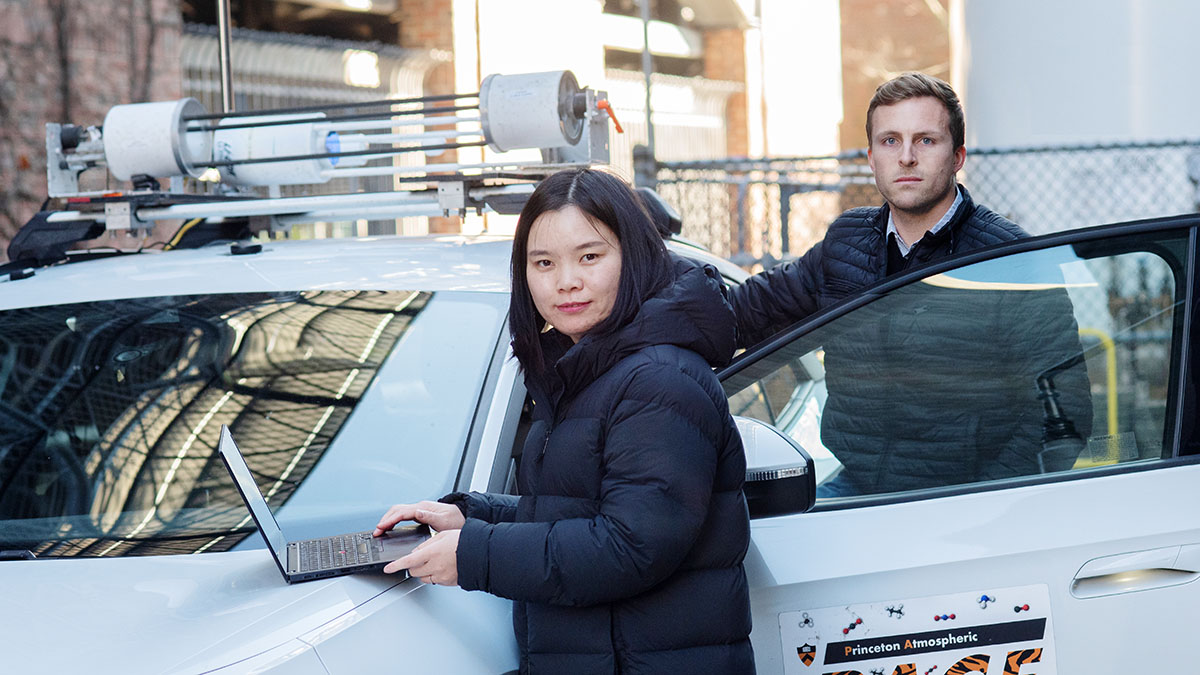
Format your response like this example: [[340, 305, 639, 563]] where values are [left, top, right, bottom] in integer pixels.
[[1071, 544, 1200, 598]]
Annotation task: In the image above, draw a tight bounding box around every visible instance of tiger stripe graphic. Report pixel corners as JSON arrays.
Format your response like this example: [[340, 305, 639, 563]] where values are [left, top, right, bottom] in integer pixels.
[[1004, 648, 1042, 675], [892, 665, 917, 675], [947, 655, 991, 674]]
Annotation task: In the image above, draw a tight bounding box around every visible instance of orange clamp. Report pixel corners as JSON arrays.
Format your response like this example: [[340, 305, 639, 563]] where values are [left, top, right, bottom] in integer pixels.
[[596, 99, 624, 133]]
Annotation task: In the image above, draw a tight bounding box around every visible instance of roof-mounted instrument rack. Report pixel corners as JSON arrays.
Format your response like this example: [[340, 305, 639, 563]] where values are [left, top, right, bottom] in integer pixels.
[[36, 69, 618, 236]]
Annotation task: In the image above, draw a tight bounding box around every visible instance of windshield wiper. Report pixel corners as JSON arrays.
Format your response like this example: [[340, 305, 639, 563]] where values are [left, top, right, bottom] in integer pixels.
[[0, 550, 37, 561]]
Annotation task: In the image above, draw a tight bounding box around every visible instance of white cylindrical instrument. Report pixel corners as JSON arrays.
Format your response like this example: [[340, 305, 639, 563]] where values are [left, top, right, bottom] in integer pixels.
[[479, 71, 585, 152], [213, 113, 346, 186], [103, 98, 212, 181]]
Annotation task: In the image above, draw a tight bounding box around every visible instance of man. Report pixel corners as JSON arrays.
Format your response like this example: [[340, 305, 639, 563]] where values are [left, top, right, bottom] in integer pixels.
[[730, 73, 1091, 496], [731, 72, 1026, 345]]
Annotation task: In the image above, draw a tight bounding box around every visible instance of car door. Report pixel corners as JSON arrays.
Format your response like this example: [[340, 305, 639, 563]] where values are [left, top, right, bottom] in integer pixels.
[[723, 216, 1200, 674]]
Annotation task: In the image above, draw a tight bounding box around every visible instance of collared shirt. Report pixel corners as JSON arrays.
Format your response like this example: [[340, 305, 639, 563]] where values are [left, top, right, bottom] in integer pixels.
[[886, 186, 962, 257]]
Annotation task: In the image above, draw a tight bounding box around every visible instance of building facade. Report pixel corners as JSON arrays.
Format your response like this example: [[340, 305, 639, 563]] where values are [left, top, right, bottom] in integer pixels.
[[0, 0, 756, 259]]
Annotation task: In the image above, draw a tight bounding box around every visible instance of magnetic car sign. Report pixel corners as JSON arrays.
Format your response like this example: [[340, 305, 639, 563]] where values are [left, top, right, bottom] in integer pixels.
[[778, 584, 1055, 674]]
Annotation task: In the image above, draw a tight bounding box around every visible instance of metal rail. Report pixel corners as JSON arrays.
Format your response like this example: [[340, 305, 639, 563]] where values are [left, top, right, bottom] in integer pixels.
[[200, 140, 488, 168], [43, 184, 536, 225]]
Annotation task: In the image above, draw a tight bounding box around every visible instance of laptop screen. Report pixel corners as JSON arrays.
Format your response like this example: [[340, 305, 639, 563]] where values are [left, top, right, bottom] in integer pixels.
[[218, 425, 289, 558]]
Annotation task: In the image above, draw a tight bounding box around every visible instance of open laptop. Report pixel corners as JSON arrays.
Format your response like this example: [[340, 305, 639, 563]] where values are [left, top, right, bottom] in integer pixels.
[[217, 424, 429, 583]]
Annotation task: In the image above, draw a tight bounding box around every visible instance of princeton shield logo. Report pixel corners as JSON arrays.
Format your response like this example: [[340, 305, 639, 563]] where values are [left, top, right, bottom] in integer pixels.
[[797, 643, 816, 666]]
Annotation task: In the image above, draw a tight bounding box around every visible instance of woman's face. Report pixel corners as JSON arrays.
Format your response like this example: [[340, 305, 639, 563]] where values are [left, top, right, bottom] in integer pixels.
[[525, 205, 623, 343]]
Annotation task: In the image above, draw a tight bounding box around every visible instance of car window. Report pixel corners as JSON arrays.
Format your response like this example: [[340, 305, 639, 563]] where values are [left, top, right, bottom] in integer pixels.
[[0, 289, 507, 557], [724, 228, 1188, 502]]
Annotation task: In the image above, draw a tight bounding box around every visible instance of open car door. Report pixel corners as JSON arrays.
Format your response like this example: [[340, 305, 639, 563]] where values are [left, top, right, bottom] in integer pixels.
[[724, 215, 1200, 674]]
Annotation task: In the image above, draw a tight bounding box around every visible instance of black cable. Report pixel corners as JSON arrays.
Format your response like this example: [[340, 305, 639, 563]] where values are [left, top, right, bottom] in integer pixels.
[[182, 91, 480, 121], [186, 103, 482, 133], [162, 218, 204, 251]]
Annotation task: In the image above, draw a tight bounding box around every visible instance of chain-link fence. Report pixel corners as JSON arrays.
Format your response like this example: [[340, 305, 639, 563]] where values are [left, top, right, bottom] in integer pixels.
[[657, 140, 1200, 268]]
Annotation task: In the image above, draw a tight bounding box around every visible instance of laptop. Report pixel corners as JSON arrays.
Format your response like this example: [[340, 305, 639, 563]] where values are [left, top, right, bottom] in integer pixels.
[[217, 424, 429, 583]]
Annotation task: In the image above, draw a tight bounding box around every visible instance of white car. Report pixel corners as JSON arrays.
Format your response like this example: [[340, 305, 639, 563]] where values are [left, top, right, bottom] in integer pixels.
[[2, 212, 1198, 674]]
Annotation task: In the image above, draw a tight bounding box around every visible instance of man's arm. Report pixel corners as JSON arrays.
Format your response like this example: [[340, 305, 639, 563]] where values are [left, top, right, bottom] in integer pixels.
[[729, 242, 826, 348]]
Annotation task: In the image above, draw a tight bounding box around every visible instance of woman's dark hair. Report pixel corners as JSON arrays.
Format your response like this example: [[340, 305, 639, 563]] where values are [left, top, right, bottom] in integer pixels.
[[510, 168, 673, 380]]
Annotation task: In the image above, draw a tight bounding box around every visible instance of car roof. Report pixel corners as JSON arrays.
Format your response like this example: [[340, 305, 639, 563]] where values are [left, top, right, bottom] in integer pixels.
[[0, 232, 748, 312], [0, 234, 515, 310]]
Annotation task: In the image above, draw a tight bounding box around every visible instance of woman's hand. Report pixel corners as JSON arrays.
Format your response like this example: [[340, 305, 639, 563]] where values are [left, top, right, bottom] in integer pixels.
[[374, 500, 465, 537], [384, 529, 460, 586]]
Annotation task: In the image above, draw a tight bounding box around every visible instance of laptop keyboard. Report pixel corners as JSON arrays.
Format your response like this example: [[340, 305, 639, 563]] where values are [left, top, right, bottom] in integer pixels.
[[296, 532, 381, 572]]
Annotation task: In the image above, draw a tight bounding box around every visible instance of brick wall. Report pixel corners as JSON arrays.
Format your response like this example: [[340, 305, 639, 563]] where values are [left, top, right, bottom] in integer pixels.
[[0, 0, 183, 261], [396, 0, 459, 234]]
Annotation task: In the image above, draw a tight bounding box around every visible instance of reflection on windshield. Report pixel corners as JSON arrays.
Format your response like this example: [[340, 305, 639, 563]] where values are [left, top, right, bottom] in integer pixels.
[[0, 290, 497, 558]]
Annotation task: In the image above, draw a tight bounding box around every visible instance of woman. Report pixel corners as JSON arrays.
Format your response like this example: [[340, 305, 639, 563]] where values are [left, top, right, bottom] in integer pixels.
[[375, 169, 754, 674]]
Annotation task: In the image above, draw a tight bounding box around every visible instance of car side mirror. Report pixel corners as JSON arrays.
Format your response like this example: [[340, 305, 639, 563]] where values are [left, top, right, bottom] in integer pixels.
[[736, 416, 816, 518]]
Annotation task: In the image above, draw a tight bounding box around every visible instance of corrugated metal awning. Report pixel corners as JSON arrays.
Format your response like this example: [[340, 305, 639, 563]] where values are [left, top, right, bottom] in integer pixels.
[[181, 23, 449, 110]]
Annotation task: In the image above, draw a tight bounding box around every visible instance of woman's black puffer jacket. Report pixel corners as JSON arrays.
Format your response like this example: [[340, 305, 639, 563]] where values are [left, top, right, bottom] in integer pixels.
[[446, 255, 755, 674]]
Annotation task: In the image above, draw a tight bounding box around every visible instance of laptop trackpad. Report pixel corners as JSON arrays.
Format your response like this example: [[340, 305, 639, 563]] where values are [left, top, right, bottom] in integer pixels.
[[378, 523, 430, 560]]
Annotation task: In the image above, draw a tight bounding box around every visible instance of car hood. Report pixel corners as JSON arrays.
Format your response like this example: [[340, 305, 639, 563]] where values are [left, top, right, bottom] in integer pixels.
[[2, 547, 408, 673]]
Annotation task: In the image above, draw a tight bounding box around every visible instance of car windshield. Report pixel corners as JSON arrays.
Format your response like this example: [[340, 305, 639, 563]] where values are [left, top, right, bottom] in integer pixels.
[[0, 289, 508, 558]]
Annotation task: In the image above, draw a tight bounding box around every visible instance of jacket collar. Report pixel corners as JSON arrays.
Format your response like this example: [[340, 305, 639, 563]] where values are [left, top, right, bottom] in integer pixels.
[[876, 183, 978, 255]]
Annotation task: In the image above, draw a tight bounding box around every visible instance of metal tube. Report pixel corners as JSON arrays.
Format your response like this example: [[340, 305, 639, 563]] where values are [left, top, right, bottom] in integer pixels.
[[217, 0, 235, 113], [779, 186, 792, 258], [199, 139, 489, 168], [275, 204, 446, 225], [640, 0, 655, 155], [357, 130, 482, 144], [470, 184, 536, 198], [324, 160, 541, 178], [131, 183, 534, 222], [736, 181, 747, 254], [45, 211, 107, 223], [46, 184, 537, 225], [318, 115, 482, 132], [135, 191, 441, 221]]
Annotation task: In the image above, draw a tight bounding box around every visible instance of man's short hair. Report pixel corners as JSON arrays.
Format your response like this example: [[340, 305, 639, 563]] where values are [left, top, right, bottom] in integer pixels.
[[866, 72, 964, 149]]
